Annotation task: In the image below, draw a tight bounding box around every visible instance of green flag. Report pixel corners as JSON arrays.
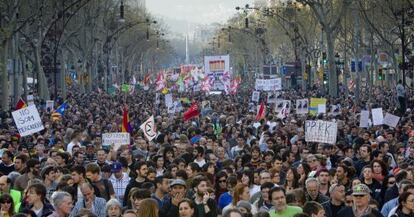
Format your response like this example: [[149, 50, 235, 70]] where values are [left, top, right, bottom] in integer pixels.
[[121, 84, 130, 92]]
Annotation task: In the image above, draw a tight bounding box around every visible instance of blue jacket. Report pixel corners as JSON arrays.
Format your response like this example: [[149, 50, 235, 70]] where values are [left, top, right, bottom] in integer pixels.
[[69, 196, 106, 217]]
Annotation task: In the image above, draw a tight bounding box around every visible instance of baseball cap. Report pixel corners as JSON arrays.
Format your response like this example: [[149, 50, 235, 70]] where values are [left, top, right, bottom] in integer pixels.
[[111, 162, 122, 173], [170, 179, 186, 188], [352, 184, 371, 195]]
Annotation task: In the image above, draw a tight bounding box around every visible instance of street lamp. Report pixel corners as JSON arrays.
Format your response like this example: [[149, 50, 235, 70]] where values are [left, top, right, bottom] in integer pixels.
[[119, 0, 125, 23]]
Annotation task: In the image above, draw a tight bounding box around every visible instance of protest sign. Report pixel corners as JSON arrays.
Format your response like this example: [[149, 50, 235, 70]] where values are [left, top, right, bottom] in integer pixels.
[[102, 133, 130, 151], [372, 108, 383, 126], [275, 100, 290, 113], [318, 104, 326, 114], [46, 100, 54, 112], [383, 113, 400, 128], [309, 98, 327, 115], [252, 91, 260, 102], [305, 120, 338, 144], [296, 99, 309, 114], [140, 115, 157, 141], [12, 105, 44, 137], [359, 110, 370, 128], [267, 92, 278, 104], [165, 94, 173, 107]]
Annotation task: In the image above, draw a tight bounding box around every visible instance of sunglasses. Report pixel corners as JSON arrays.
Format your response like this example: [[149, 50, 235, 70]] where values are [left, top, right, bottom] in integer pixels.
[[353, 194, 366, 197], [219, 179, 226, 183], [388, 181, 395, 185], [0, 200, 11, 204]]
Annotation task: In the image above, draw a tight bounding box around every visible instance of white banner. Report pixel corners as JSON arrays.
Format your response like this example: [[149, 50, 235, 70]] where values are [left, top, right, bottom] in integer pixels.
[[255, 78, 282, 91], [140, 115, 157, 141], [102, 133, 130, 151], [204, 55, 230, 90], [305, 120, 338, 144], [296, 99, 309, 114], [12, 105, 44, 137]]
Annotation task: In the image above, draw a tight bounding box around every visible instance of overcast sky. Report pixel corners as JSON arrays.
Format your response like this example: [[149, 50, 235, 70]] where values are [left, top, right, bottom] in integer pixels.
[[146, 0, 255, 25]]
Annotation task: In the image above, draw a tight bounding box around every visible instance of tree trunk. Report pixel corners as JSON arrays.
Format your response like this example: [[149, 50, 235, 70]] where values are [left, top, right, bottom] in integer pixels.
[[60, 50, 67, 99], [326, 31, 338, 97], [34, 44, 50, 101], [20, 50, 28, 101], [0, 40, 10, 111]]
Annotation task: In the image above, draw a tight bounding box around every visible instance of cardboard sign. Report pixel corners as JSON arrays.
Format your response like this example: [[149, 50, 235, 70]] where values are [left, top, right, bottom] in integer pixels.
[[12, 105, 44, 137], [372, 108, 383, 126], [383, 113, 400, 128], [102, 133, 130, 151], [305, 120, 338, 144]]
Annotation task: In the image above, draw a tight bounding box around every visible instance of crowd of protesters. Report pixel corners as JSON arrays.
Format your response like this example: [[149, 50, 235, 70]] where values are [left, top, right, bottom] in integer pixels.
[[0, 81, 413, 217]]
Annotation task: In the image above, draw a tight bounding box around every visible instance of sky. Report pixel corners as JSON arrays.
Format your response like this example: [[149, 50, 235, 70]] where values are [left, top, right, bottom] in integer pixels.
[[146, 0, 255, 25]]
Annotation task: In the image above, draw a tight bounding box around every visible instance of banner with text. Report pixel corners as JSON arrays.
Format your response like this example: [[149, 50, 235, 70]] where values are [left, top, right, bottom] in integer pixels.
[[255, 78, 282, 91], [102, 133, 130, 150], [305, 120, 337, 144], [12, 105, 44, 137]]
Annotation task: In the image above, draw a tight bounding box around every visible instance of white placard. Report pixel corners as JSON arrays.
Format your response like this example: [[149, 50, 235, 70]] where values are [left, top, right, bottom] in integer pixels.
[[296, 99, 309, 114], [102, 133, 130, 151], [252, 91, 260, 102], [140, 115, 157, 141], [165, 94, 173, 107], [318, 104, 326, 114], [255, 78, 282, 91], [12, 105, 44, 137], [305, 120, 338, 144], [383, 113, 400, 128], [46, 100, 54, 112], [359, 110, 370, 128], [275, 100, 291, 113], [372, 108, 383, 126]]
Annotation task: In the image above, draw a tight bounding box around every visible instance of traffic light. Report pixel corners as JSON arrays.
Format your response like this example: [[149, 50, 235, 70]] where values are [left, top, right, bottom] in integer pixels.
[[245, 17, 249, 28], [322, 52, 327, 65], [323, 73, 327, 84], [378, 68, 384, 80]]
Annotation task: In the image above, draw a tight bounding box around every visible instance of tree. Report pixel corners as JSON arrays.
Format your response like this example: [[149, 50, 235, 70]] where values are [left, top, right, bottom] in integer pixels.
[[297, 0, 353, 97]]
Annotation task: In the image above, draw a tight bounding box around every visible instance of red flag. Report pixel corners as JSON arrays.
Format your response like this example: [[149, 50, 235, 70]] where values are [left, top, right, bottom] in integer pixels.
[[15, 98, 27, 110], [183, 103, 200, 121], [256, 102, 265, 121]]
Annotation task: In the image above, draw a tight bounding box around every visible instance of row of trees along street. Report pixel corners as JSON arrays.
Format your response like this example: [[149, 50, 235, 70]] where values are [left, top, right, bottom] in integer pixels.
[[210, 0, 414, 101], [0, 0, 175, 111]]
